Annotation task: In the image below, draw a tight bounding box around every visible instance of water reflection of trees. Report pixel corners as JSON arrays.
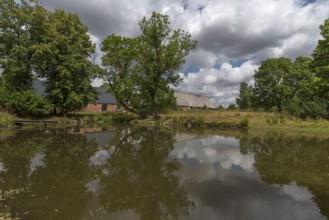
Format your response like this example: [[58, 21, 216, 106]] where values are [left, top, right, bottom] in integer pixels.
[[240, 132, 329, 219], [0, 129, 99, 219], [0, 127, 193, 220], [95, 127, 194, 220]]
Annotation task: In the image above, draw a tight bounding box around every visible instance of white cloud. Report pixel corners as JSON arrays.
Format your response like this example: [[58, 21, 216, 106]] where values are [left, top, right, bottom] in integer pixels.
[[38, 0, 329, 105], [175, 60, 259, 106]]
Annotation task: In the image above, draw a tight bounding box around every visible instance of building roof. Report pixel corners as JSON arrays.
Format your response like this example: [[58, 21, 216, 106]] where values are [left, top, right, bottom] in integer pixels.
[[174, 91, 216, 109], [95, 87, 117, 104]]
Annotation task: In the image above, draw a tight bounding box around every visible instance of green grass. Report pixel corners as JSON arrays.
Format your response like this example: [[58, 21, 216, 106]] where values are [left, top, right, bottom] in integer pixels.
[[159, 110, 329, 132], [0, 112, 16, 128], [2, 110, 329, 133]]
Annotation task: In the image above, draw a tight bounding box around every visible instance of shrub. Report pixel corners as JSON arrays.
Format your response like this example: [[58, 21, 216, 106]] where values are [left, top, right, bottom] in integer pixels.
[[0, 112, 15, 127], [112, 112, 138, 123], [239, 117, 249, 127], [7, 90, 52, 117], [267, 116, 279, 125]]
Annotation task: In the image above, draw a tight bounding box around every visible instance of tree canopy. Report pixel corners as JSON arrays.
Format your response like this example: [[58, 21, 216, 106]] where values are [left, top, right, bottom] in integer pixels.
[[0, 0, 44, 91], [101, 12, 197, 118], [312, 18, 329, 100], [0, 0, 97, 116], [253, 57, 296, 112], [235, 82, 253, 109], [33, 9, 97, 116]]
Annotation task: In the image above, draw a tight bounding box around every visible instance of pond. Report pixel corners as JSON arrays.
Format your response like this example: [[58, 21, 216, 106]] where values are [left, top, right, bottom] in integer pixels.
[[0, 126, 328, 220]]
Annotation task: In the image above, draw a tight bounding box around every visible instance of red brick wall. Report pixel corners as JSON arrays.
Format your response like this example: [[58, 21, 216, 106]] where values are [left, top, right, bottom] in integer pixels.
[[106, 104, 118, 112], [84, 103, 118, 113]]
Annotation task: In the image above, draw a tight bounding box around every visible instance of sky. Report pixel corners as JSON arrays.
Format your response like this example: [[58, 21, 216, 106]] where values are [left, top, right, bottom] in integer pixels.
[[39, 0, 329, 106]]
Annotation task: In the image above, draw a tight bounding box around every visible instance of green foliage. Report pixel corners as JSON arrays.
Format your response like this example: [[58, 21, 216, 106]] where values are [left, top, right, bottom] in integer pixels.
[[285, 98, 328, 119], [236, 82, 253, 109], [0, 76, 51, 117], [111, 112, 138, 123], [252, 56, 317, 116], [227, 103, 237, 110], [1, 2, 97, 116], [32, 9, 97, 116], [0, 112, 15, 127], [266, 116, 279, 125], [102, 12, 197, 118], [7, 90, 52, 117], [0, 0, 35, 91], [217, 105, 225, 110], [80, 112, 138, 124], [0, 0, 51, 92], [312, 18, 329, 83], [239, 117, 249, 127], [0, 78, 9, 109], [253, 57, 296, 112]]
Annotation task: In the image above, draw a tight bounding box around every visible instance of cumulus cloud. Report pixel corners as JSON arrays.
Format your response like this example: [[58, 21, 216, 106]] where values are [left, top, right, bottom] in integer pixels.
[[174, 60, 259, 106], [39, 0, 329, 106]]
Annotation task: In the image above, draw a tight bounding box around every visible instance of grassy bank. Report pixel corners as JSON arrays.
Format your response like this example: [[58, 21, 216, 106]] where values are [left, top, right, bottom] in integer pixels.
[[0, 111, 138, 128], [152, 110, 329, 133], [0, 112, 16, 128], [1, 110, 329, 133]]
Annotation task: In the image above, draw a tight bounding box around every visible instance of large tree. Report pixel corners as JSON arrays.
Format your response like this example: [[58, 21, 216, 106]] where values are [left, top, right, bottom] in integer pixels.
[[0, 0, 48, 91], [312, 18, 329, 99], [33, 9, 96, 116], [253, 57, 295, 112], [101, 12, 197, 118], [252, 56, 321, 116], [235, 82, 253, 109]]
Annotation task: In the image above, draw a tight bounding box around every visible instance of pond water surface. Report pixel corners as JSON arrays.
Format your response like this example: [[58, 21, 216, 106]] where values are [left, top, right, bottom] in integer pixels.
[[0, 126, 328, 220]]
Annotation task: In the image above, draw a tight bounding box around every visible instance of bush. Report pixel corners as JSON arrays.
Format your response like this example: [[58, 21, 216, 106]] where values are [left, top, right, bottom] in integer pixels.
[[7, 90, 52, 117], [112, 112, 138, 123], [239, 117, 249, 127], [0, 112, 15, 127], [267, 116, 279, 125], [227, 103, 237, 110], [285, 99, 328, 119]]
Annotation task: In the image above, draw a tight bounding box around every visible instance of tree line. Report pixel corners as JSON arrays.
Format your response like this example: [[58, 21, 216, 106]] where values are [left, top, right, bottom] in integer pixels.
[[0, 0, 196, 118], [1, 0, 328, 119], [236, 18, 329, 119]]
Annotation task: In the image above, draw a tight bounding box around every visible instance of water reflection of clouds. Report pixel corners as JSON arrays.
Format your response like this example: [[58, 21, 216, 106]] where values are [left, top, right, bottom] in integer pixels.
[[172, 135, 324, 220], [29, 152, 45, 174], [282, 181, 313, 202], [183, 176, 324, 220], [0, 162, 5, 172], [173, 135, 255, 172], [89, 150, 111, 166]]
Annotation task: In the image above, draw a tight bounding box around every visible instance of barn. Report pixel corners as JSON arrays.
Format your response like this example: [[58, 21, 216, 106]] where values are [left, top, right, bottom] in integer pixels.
[[84, 87, 118, 113], [174, 91, 216, 110]]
